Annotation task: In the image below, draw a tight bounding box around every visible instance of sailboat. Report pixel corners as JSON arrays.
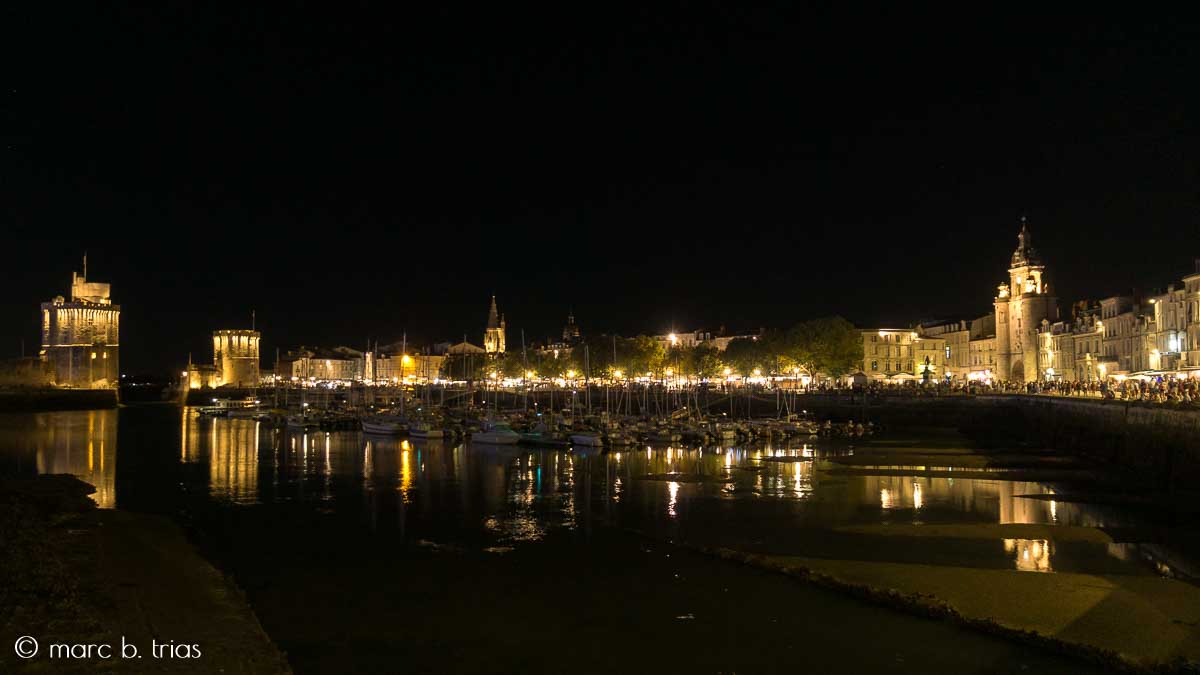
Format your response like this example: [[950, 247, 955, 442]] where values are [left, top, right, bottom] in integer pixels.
[[407, 419, 443, 438], [361, 412, 407, 435], [408, 350, 444, 438]]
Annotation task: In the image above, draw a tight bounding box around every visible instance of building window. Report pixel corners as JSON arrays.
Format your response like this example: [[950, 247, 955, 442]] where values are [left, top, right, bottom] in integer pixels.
[[871, 360, 878, 371], [945, 346, 951, 360]]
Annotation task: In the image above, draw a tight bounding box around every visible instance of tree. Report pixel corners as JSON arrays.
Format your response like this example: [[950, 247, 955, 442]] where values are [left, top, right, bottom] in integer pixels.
[[723, 337, 763, 379], [495, 351, 527, 379], [578, 334, 617, 379], [691, 343, 723, 380], [806, 316, 862, 378], [624, 335, 666, 378]]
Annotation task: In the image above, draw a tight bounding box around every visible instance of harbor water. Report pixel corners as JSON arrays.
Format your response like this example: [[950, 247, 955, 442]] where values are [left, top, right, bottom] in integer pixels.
[[2, 403, 1173, 673]]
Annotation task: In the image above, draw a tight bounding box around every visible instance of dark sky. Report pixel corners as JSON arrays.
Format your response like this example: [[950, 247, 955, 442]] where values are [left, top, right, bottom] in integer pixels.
[[6, 5, 1200, 374]]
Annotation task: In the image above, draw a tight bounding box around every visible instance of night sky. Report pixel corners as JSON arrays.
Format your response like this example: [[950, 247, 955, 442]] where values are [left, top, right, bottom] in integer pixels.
[[6, 5, 1200, 375]]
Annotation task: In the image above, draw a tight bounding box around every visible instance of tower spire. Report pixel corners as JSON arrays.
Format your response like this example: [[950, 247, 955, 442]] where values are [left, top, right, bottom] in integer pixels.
[[487, 295, 500, 329], [1010, 216, 1041, 267]]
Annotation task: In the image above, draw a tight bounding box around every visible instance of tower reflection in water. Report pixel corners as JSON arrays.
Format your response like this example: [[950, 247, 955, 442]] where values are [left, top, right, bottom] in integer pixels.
[[29, 410, 118, 508], [181, 410, 259, 503]]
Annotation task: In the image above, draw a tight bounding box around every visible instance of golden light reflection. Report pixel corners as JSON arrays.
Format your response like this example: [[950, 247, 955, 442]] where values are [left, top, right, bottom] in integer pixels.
[[177, 410, 264, 504], [667, 481, 680, 518], [399, 446, 412, 502], [913, 481, 924, 510], [1004, 538, 1053, 572], [880, 488, 894, 510], [32, 410, 117, 508]]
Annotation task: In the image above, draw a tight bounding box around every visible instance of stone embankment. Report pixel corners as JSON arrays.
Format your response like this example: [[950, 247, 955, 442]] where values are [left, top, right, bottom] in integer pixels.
[[797, 393, 1200, 489]]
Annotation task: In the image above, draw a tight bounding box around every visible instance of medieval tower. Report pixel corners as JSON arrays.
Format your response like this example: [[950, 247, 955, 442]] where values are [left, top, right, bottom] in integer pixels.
[[484, 295, 506, 354], [213, 329, 261, 387], [40, 257, 120, 388], [994, 218, 1057, 383]]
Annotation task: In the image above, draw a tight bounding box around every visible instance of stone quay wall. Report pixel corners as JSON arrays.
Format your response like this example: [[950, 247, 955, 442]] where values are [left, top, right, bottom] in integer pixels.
[[796, 392, 1200, 489], [975, 394, 1200, 490]]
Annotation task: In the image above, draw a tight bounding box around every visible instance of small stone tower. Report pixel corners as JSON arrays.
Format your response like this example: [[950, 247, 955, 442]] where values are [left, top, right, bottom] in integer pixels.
[[484, 296, 506, 354], [213, 330, 261, 387]]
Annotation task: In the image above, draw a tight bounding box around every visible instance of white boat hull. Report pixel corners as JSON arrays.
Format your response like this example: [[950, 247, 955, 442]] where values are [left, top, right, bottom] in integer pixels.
[[362, 422, 406, 435]]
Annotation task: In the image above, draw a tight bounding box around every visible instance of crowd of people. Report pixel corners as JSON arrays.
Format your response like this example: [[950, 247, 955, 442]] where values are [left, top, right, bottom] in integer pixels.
[[800, 375, 1200, 405]]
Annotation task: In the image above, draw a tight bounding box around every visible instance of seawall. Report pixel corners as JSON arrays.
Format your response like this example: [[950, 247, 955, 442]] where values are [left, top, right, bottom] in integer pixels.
[[976, 394, 1200, 490], [795, 392, 1200, 489]]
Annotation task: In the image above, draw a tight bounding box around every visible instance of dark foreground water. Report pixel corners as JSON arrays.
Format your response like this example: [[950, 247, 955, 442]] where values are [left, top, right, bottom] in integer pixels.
[[2, 404, 1163, 673]]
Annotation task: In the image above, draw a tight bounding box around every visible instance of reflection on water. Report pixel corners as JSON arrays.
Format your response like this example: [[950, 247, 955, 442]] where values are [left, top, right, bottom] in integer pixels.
[[1006, 539, 1053, 572], [182, 412, 259, 503], [0, 407, 1185, 578], [861, 475, 1079, 526], [0, 410, 117, 508]]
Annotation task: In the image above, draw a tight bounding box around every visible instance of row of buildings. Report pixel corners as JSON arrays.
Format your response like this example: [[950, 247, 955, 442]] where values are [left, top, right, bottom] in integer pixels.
[[859, 219, 1200, 384], [179, 295, 764, 389], [184, 338, 449, 389]]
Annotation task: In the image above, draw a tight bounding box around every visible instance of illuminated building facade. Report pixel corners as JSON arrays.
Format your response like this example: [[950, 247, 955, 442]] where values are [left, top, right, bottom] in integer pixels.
[[40, 262, 120, 389], [861, 329, 915, 379], [484, 296, 506, 354], [291, 347, 362, 383], [369, 352, 445, 383], [653, 328, 754, 353], [861, 329, 946, 381]]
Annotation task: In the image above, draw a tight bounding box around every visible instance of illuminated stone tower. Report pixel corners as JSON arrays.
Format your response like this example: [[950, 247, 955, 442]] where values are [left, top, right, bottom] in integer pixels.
[[40, 257, 120, 388], [213, 329, 261, 387], [484, 296, 506, 354], [994, 218, 1057, 383]]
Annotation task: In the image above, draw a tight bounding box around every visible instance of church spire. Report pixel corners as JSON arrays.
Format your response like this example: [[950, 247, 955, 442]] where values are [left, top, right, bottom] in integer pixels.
[[487, 295, 500, 329]]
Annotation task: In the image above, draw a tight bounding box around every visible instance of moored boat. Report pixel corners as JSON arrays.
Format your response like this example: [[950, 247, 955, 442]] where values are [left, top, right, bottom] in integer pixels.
[[287, 413, 319, 431], [472, 421, 520, 444], [362, 415, 407, 435], [408, 420, 444, 438], [569, 432, 605, 447]]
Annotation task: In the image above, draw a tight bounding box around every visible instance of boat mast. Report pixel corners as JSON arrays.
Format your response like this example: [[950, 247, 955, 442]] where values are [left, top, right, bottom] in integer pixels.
[[584, 343, 591, 415]]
